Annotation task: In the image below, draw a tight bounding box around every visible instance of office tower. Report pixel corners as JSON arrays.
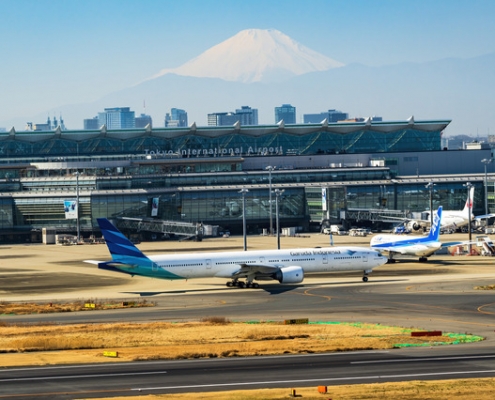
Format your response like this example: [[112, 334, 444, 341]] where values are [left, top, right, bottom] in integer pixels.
[[98, 107, 135, 129], [84, 117, 100, 130], [165, 108, 188, 127], [135, 113, 153, 128], [208, 106, 258, 126], [303, 109, 349, 124], [208, 112, 239, 126], [235, 106, 258, 126], [274, 104, 296, 124]]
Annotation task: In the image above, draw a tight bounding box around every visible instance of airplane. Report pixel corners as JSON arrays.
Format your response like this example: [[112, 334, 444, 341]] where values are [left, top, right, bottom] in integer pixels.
[[85, 218, 388, 288], [388, 186, 482, 233], [370, 206, 459, 263]]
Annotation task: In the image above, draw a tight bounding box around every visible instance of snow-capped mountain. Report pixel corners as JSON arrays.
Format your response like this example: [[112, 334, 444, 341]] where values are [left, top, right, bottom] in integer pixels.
[[151, 29, 344, 83]]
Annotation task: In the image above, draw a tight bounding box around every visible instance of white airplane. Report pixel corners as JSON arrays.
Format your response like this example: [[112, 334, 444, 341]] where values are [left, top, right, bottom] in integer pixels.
[[394, 186, 477, 233], [86, 218, 388, 287], [371, 206, 459, 262]]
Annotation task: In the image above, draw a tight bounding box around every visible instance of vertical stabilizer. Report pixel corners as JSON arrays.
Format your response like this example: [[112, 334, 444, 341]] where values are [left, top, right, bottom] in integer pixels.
[[427, 206, 443, 241], [97, 218, 150, 265], [462, 187, 475, 216]]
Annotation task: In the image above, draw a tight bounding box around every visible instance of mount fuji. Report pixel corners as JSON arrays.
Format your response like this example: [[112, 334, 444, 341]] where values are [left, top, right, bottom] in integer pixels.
[[2, 29, 495, 136], [150, 29, 344, 83]]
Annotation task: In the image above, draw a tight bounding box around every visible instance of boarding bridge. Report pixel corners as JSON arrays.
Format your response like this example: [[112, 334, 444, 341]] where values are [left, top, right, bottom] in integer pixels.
[[343, 208, 409, 223], [115, 217, 207, 241]]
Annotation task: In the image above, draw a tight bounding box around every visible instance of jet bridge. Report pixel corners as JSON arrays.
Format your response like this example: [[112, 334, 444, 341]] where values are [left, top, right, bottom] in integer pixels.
[[343, 208, 409, 223], [114, 217, 206, 241]]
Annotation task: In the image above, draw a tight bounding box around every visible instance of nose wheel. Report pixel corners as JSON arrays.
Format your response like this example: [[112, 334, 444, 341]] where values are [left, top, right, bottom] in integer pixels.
[[363, 269, 372, 282]]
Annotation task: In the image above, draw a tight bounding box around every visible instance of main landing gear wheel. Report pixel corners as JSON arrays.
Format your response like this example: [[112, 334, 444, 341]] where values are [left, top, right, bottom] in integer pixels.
[[362, 276, 369, 282], [226, 280, 259, 288]]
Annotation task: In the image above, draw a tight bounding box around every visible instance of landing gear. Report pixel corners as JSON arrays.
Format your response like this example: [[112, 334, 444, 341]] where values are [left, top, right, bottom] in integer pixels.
[[226, 279, 259, 288], [362, 269, 372, 282], [419, 257, 428, 262]]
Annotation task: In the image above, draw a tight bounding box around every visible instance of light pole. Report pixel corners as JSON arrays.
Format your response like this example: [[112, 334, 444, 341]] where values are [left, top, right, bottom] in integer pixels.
[[481, 158, 492, 215], [464, 182, 473, 254], [75, 171, 80, 243], [274, 189, 284, 250], [266, 166, 275, 235], [239, 188, 249, 251], [425, 182, 436, 226]]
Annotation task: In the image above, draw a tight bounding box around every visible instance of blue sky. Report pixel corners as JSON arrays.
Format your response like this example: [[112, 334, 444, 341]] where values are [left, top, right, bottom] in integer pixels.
[[1, 0, 494, 129]]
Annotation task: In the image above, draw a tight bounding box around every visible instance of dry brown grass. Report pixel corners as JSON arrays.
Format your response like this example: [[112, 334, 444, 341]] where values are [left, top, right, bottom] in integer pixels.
[[0, 320, 480, 367], [103, 378, 495, 399], [0, 299, 153, 315], [474, 284, 495, 290]]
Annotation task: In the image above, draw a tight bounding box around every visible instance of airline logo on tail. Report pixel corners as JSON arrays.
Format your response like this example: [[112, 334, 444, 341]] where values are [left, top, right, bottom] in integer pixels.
[[428, 206, 442, 241], [462, 187, 474, 216]]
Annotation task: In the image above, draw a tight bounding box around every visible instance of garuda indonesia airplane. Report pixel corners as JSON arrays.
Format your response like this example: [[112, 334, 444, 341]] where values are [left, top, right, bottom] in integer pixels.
[[86, 218, 388, 288]]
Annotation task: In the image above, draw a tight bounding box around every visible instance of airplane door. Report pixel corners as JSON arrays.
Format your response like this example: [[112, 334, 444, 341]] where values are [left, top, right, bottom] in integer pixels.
[[322, 255, 328, 264], [152, 262, 158, 271], [206, 259, 212, 269], [259, 256, 265, 264]]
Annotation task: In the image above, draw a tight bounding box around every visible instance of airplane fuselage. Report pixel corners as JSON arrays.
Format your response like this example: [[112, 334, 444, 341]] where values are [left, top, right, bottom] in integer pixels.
[[370, 234, 441, 257], [111, 246, 386, 280]]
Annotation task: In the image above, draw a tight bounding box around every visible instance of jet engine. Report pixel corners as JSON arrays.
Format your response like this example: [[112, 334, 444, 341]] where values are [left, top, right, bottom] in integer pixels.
[[407, 220, 422, 231], [274, 266, 304, 284]]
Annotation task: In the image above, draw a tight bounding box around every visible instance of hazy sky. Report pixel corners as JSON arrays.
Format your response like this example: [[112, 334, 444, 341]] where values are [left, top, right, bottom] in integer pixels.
[[1, 0, 494, 127]]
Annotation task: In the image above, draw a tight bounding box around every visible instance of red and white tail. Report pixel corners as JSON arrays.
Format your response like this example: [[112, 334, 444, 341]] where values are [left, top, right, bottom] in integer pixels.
[[462, 187, 475, 216]]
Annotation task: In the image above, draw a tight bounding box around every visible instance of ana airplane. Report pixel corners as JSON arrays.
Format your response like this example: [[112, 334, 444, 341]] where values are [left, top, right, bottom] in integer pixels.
[[370, 206, 457, 262], [86, 218, 388, 288]]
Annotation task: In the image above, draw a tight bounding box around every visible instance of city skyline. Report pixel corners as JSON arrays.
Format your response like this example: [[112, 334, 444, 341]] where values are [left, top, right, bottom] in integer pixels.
[[1, 0, 494, 135]]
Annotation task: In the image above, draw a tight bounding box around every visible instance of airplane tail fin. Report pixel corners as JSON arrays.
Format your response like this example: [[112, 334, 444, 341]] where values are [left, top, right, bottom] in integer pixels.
[[97, 218, 150, 264], [427, 206, 443, 241], [462, 186, 475, 216]]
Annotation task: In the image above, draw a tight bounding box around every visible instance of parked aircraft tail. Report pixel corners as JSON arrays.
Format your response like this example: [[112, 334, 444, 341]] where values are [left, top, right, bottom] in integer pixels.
[[462, 186, 475, 216], [97, 218, 152, 268], [426, 206, 443, 241]]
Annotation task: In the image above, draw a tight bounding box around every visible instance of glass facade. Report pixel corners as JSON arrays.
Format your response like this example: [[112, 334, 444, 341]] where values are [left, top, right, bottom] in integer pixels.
[[0, 119, 449, 159], [2, 119, 478, 243]]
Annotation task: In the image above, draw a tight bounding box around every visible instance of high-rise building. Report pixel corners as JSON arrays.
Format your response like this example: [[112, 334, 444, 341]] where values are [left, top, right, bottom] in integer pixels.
[[235, 106, 258, 126], [207, 112, 239, 126], [98, 107, 135, 129], [303, 109, 349, 124], [165, 108, 188, 127], [135, 113, 153, 128], [274, 104, 296, 124], [84, 117, 100, 130], [208, 106, 258, 126]]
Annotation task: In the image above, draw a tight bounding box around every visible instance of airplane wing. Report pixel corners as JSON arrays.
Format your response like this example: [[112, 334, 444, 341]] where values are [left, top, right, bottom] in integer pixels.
[[440, 241, 466, 248], [232, 263, 280, 278], [375, 244, 435, 256], [475, 213, 495, 220]]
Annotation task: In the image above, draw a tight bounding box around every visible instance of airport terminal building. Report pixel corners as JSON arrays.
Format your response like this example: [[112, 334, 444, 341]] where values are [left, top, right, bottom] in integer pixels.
[[0, 118, 492, 242]]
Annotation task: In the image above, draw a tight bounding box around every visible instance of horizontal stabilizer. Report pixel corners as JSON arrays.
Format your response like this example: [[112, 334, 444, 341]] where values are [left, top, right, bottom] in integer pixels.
[[97, 261, 137, 275]]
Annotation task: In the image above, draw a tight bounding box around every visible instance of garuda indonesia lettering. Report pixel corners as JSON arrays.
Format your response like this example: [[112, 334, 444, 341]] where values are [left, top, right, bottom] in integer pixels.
[[86, 218, 388, 288]]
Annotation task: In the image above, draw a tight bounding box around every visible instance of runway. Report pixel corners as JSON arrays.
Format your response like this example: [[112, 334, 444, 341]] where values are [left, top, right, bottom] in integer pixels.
[[1, 235, 495, 398]]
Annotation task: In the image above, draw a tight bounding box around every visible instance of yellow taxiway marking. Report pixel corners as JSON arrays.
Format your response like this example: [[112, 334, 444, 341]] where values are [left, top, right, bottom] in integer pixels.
[[477, 303, 495, 315]]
